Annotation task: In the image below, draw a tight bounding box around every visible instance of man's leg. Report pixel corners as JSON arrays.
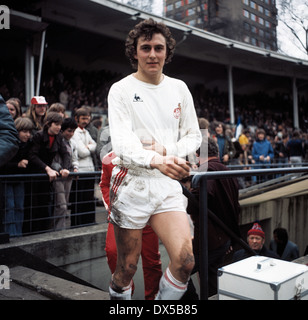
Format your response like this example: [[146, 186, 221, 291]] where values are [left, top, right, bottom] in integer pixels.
[[149, 211, 195, 300], [109, 224, 143, 300]]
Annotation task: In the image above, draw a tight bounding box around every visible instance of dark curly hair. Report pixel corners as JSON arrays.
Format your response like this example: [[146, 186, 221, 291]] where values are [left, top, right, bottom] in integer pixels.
[[125, 18, 176, 70]]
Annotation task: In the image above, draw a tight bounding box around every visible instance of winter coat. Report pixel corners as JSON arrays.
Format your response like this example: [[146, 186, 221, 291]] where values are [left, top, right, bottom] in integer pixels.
[[3, 139, 32, 174], [252, 138, 274, 162], [0, 95, 19, 169], [270, 240, 299, 262], [28, 128, 70, 173], [188, 158, 241, 252], [71, 127, 96, 172]]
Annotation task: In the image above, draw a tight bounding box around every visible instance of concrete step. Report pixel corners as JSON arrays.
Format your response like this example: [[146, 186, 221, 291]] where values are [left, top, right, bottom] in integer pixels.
[[9, 266, 109, 300]]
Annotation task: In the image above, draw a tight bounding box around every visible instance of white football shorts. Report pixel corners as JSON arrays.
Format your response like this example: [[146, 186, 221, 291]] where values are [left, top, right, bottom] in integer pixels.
[[109, 166, 187, 229]]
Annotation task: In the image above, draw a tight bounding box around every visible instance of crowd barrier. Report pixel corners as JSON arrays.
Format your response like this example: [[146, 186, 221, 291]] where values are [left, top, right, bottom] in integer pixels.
[[0, 171, 103, 238]]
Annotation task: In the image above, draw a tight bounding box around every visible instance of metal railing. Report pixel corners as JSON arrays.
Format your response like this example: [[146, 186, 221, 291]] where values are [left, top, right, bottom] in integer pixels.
[[0, 171, 103, 238], [191, 165, 308, 300]]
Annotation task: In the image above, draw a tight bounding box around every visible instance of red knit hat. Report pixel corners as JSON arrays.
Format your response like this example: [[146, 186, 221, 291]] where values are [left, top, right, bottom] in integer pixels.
[[247, 222, 265, 238]]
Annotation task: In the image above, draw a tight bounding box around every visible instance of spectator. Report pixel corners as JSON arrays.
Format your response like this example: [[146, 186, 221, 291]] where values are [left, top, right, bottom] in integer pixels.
[[2, 117, 33, 236], [47, 102, 66, 118], [212, 121, 235, 164], [26, 96, 49, 135], [238, 128, 250, 146], [28, 112, 70, 232], [233, 221, 279, 262], [252, 128, 274, 183], [270, 227, 299, 261], [0, 95, 19, 168], [184, 136, 241, 297], [287, 129, 303, 166], [97, 123, 111, 162], [51, 117, 79, 230], [0, 95, 19, 235], [274, 132, 289, 178], [70, 107, 97, 226], [6, 98, 21, 120]]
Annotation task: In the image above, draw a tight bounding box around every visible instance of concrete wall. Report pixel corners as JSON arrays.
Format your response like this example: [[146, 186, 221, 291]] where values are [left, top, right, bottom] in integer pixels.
[[240, 194, 308, 255]]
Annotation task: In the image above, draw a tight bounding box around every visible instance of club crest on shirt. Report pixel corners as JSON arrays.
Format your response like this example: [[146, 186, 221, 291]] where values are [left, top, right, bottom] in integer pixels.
[[173, 103, 181, 119]]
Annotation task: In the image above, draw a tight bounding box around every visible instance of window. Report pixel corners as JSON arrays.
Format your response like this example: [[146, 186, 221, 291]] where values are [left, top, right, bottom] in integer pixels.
[[175, 1, 182, 9], [251, 13, 257, 21], [187, 8, 195, 16], [265, 20, 271, 28], [251, 25, 257, 33], [166, 4, 173, 11], [259, 17, 264, 25], [250, 1, 257, 9], [244, 22, 250, 31], [243, 9, 249, 18], [187, 19, 196, 26], [258, 5, 264, 13]]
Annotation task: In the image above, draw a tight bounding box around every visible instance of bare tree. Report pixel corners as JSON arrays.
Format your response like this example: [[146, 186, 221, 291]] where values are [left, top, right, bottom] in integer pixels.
[[278, 0, 308, 56], [126, 0, 154, 13]]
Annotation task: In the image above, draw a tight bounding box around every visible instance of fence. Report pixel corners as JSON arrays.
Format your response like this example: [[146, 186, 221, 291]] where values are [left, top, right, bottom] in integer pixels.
[[0, 171, 103, 238]]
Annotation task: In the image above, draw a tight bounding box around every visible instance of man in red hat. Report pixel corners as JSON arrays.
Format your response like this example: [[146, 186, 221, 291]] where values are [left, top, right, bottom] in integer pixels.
[[233, 221, 279, 262]]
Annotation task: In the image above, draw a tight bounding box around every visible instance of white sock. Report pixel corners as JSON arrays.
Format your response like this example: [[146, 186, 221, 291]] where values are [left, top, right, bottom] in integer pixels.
[[155, 267, 188, 300], [109, 276, 132, 300]]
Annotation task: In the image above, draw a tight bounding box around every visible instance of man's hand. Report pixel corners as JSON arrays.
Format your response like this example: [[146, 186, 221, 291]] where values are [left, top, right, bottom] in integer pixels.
[[142, 140, 166, 156], [45, 166, 59, 181], [60, 169, 70, 178], [150, 154, 190, 180]]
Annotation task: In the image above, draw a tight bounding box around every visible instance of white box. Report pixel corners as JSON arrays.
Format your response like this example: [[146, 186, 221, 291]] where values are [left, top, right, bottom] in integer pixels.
[[218, 256, 308, 300]]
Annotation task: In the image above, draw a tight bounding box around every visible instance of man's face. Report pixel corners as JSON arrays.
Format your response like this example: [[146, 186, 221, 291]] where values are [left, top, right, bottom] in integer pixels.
[[134, 33, 167, 78], [215, 124, 223, 135], [19, 129, 31, 143], [62, 128, 76, 140], [34, 104, 47, 117], [48, 122, 62, 136], [247, 235, 265, 251], [7, 103, 17, 118], [76, 115, 90, 128]]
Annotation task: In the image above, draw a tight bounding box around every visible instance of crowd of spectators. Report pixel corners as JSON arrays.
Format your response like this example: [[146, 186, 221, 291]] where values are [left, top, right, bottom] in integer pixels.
[[1, 60, 308, 236]]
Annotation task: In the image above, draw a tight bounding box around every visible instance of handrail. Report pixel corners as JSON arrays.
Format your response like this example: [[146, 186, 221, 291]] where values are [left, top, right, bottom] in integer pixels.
[[191, 166, 308, 300], [0, 171, 102, 179]]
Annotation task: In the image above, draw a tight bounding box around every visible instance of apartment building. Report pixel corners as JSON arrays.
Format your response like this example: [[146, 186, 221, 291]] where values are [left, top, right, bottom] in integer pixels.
[[165, 0, 278, 51]]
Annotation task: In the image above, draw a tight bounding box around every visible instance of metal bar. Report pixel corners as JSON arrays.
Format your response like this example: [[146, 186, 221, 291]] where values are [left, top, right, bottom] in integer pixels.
[[199, 176, 208, 300], [191, 167, 308, 186]]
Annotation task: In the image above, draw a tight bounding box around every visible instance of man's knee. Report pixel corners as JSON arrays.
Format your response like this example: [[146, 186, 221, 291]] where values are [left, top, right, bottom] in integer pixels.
[[175, 246, 195, 283]]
